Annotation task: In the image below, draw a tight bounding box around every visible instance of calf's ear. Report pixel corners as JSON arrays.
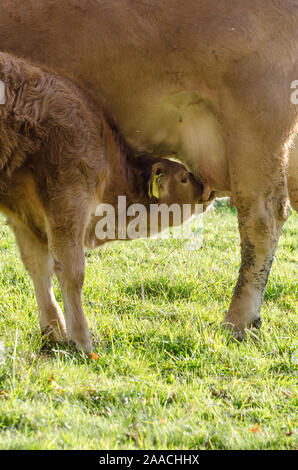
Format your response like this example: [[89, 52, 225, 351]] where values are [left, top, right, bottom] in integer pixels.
[[148, 162, 165, 198]]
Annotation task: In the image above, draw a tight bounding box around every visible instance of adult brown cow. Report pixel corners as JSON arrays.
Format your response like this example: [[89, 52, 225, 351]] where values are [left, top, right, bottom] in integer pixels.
[[0, 0, 297, 341]]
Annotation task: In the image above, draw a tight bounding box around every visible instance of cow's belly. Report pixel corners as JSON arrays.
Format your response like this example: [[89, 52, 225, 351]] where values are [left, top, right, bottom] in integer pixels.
[[122, 91, 230, 193]]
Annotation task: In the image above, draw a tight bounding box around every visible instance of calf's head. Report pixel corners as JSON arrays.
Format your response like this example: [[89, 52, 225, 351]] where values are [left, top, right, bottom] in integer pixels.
[[148, 159, 204, 213]]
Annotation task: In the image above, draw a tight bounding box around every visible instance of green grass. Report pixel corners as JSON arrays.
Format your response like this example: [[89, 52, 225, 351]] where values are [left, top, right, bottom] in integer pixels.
[[0, 202, 297, 450]]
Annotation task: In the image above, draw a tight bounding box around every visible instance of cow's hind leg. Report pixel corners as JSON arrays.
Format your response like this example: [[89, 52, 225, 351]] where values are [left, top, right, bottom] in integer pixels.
[[288, 143, 298, 212], [223, 135, 290, 337], [8, 218, 66, 341]]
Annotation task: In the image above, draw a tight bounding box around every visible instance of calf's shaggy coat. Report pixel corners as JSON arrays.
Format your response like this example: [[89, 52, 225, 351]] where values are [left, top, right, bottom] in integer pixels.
[[0, 53, 204, 350]]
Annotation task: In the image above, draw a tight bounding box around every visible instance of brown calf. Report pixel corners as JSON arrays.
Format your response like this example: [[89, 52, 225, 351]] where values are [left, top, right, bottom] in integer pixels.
[[0, 53, 205, 350]]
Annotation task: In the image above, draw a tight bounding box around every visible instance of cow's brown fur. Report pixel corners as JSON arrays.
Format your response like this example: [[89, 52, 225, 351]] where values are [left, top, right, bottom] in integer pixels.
[[0, 52, 205, 350], [288, 141, 298, 212], [0, 0, 297, 339]]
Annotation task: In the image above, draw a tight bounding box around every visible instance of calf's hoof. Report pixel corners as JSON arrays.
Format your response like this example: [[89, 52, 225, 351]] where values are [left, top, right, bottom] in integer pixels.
[[41, 321, 67, 343], [68, 332, 93, 352]]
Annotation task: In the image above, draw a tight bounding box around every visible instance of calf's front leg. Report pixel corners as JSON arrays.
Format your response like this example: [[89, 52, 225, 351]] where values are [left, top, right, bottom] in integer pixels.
[[49, 230, 92, 351]]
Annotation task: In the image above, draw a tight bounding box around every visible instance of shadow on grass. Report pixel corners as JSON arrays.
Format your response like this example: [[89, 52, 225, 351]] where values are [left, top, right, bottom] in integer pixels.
[[123, 278, 195, 302]]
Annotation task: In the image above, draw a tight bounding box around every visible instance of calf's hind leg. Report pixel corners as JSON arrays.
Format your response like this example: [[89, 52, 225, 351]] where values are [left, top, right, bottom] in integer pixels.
[[8, 218, 66, 341]]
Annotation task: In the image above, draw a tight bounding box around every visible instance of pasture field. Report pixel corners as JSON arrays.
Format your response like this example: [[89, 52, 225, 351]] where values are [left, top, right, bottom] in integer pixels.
[[0, 201, 297, 450]]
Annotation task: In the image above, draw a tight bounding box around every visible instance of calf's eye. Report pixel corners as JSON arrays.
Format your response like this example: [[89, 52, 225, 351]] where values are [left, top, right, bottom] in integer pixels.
[[181, 177, 188, 184]]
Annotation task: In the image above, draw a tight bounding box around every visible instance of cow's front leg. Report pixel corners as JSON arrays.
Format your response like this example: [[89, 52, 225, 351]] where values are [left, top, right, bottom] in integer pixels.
[[223, 152, 290, 338]]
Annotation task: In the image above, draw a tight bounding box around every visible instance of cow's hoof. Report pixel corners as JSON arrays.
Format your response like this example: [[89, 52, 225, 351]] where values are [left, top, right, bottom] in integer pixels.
[[221, 321, 246, 341], [233, 328, 246, 341], [251, 317, 262, 329]]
